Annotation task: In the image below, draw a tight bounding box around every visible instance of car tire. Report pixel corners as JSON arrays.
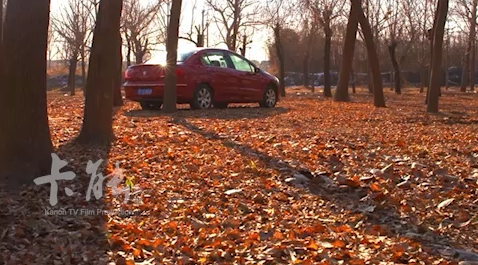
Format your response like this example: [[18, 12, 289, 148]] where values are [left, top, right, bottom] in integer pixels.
[[259, 86, 277, 108], [191, 84, 213, 109], [140, 102, 162, 110], [214, 102, 228, 109]]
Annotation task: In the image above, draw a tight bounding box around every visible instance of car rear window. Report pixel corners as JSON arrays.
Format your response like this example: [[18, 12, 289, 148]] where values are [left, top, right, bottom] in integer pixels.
[[145, 50, 196, 65], [177, 50, 195, 62]]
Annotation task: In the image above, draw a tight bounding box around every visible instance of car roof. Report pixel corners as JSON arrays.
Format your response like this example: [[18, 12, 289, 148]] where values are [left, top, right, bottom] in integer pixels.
[[186, 47, 238, 55]]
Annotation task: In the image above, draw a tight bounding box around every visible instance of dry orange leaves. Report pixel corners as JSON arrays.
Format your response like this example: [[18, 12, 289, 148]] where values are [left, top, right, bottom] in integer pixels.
[[1, 88, 478, 264]]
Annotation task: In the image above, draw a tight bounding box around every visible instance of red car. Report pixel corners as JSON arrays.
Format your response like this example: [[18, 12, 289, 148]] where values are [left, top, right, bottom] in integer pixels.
[[123, 48, 280, 110]]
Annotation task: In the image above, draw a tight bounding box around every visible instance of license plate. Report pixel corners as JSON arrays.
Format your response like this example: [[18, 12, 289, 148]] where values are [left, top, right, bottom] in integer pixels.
[[137, 88, 152, 95]]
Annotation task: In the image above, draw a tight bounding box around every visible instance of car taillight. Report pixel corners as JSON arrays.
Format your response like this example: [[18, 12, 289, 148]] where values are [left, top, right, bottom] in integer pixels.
[[124, 68, 133, 79]]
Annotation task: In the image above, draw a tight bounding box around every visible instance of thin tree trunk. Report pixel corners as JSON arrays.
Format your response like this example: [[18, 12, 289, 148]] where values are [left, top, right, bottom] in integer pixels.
[[303, 56, 309, 88], [303, 26, 315, 89], [126, 39, 132, 66], [274, 23, 286, 97], [352, 0, 386, 107], [420, 68, 426, 93], [80, 46, 86, 92], [427, 0, 449, 113], [162, 0, 182, 113], [351, 68, 356, 93], [388, 41, 401, 94], [460, 53, 469, 92], [67, 51, 78, 96], [77, 0, 123, 144], [0, 0, 53, 186], [472, 44, 476, 91], [335, 3, 358, 102], [367, 64, 374, 93], [134, 43, 143, 64], [323, 26, 332, 97], [231, 0, 240, 51], [0, 0, 3, 42], [470, 0, 477, 92], [114, 32, 123, 107], [241, 35, 247, 56]]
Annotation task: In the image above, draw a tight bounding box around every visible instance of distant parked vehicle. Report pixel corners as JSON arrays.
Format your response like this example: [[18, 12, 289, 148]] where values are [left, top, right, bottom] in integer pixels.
[[123, 48, 280, 110]]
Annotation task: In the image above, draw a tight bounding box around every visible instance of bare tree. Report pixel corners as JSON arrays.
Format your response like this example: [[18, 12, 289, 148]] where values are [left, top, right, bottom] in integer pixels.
[[471, 0, 477, 91], [162, 0, 182, 113], [384, 0, 403, 94], [205, 0, 260, 51], [179, 1, 208, 47], [122, 0, 163, 65], [0, 0, 53, 186], [427, 0, 449, 113], [352, 0, 386, 107], [451, 0, 477, 92], [77, 0, 123, 144], [0, 0, 3, 41], [264, 0, 294, 97], [306, 0, 345, 96], [300, 17, 318, 90], [335, 2, 358, 102], [52, 0, 95, 94]]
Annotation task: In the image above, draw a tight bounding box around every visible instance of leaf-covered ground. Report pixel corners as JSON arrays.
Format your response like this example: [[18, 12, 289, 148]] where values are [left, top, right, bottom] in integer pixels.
[[1, 87, 478, 264]]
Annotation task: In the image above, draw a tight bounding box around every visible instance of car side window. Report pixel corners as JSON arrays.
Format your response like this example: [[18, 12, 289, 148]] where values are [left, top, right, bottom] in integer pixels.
[[200, 52, 228, 68], [229, 54, 254, 73]]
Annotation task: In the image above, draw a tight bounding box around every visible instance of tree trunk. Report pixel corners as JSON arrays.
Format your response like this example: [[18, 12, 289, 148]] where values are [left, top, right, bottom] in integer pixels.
[[460, 53, 469, 92], [388, 41, 401, 94], [80, 46, 86, 92], [420, 69, 428, 93], [134, 41, 144, 64], [0, 0, 53, 186], [67, 51, 78, 96], [240, 35, 247, 56], [77, 0, 123, 145], [352, 0, 386, 107], [0, 0, 3, 42], [427, 0, 449, 113], [231, 0, 240, 52], [367, 64, 374, 93], [126, 39, 132, 66], [197, 33, 204, 47], [114, 32, 123, 107], [162, 0, 182, 113], [303, 56, 309, 88], [470, 0, 477, 92], [351, 68, 356, 93], [323, 26, 332, 97], [335, 3, 358, 102], [274, 23, 286, 97]]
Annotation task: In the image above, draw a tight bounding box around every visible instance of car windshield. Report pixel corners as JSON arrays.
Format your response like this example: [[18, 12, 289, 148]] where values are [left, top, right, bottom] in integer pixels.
[[145, 50, 196, 65]]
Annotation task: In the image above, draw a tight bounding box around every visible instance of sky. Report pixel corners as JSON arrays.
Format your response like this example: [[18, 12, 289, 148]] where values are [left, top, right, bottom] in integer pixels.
[[50, 0, 271, 62]]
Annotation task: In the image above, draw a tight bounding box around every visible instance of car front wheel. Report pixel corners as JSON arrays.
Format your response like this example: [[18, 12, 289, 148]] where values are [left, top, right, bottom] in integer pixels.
[[259, 87, 277, 108], [191, 85, 213, 109]]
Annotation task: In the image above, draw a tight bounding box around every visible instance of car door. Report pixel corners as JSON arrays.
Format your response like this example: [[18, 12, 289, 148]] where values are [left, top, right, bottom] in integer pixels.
[[198, 51, 240, 102], [226, 52, 263, 101]]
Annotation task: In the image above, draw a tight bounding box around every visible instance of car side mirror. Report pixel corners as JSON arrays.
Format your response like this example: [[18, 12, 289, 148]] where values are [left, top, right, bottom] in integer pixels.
[[254, 67, 260, 74]]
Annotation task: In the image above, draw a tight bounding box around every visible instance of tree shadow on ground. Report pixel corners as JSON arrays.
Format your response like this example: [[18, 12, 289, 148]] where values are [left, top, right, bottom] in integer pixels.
[[123, 106, 289, 120], [171, 116, 477, 263], [0, 140, 111, 264]]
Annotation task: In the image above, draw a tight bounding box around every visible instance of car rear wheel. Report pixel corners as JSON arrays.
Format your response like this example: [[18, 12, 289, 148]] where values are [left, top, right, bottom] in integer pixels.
[[191, 85, 213, 109], [140, 102, 162, 110], [259, 87, 277, 108]]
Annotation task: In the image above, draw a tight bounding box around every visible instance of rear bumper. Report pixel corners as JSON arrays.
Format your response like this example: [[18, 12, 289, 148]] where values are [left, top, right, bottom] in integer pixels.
[[123, 82, 188, 102]]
